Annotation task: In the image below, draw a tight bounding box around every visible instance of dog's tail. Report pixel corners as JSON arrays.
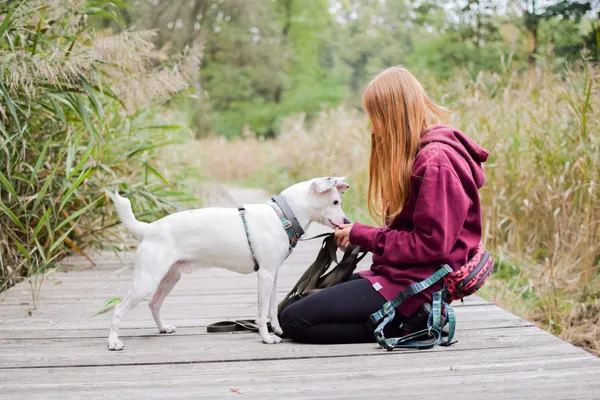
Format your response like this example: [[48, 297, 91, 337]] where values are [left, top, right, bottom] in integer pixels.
[[106, 190, 150, 238]]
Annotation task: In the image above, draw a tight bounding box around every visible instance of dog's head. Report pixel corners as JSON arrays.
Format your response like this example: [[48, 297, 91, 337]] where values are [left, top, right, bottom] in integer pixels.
[[302, 176, 350, 229]]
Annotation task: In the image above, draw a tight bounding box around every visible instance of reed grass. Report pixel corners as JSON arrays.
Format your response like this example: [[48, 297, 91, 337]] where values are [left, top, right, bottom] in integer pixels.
[[0, 0, 201, 306]]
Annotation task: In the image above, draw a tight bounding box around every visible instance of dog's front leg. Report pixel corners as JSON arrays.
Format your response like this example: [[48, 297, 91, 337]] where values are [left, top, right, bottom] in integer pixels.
[[268, 269, 284, 337], [257, 269, 282, 344]]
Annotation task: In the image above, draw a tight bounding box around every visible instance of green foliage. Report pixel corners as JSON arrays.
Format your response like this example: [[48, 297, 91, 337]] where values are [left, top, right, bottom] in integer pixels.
[[539, 17, 587, 64], [199, 0, 346, 137], [111, 0, 600, 138], [406, 30, 514, 79], [89, 296, 121, 318], [0, 1, 199, 300]]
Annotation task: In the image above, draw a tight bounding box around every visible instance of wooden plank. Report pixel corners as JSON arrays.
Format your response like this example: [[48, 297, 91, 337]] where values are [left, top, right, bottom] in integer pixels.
[[0, 316, 533, 340], [0, 302, 516, 334], [0, 267, 490, 306], [0, 349, 598, 399], [2, 343, 595, 382], [0, 295, 494, 319], [0, 325, 582, 369], [0, 303, 532, 340], [0, 291, 488, 307]]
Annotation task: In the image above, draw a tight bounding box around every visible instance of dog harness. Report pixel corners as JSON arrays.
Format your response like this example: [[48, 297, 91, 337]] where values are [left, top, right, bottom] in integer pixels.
[[370, 246, 493, 351], [370, 265, 456, 350], [238, 195, 305, 272]]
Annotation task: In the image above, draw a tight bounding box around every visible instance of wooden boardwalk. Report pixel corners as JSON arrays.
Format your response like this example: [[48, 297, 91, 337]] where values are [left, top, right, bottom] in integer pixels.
[[1, 187, 599, 399]]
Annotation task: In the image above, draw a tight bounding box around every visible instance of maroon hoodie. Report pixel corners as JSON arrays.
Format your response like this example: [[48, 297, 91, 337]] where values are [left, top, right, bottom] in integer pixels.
[[350, 125, 490, 318]]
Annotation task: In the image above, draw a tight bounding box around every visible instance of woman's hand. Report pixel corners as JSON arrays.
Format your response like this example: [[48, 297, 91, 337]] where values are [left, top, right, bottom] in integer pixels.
[[334, 223, 353, 250]]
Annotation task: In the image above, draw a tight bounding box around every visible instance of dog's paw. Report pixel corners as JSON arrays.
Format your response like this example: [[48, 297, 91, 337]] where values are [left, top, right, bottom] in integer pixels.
[[262, 335, 283, 344], [108, 339, 124, 351], [159, 325, 176, 334], [274, 326, 284, 336]]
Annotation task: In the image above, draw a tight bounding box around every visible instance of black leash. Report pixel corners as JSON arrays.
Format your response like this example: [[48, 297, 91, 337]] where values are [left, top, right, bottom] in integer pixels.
[[300, 232, 332, 242]]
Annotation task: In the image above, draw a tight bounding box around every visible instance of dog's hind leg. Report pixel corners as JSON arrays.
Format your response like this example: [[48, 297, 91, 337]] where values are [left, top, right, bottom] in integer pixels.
[[107, 289, 145, 351], [268, 269, 284, 337], [257, 269, 282, 344], [107, 248, 170, 351], [148, 262, 184, 334]]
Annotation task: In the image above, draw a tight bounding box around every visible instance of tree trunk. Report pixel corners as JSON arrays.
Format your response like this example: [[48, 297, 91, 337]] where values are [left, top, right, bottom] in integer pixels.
[[274, 0, 293, 104], [528, 23, 537, 69]]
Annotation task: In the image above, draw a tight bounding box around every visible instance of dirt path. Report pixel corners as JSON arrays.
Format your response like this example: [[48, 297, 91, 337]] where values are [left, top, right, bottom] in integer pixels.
[[196, 183, 270, 207]]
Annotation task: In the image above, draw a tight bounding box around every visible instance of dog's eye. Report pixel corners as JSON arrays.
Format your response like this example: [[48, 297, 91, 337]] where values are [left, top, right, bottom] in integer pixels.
[[333, 200, 339, 206]]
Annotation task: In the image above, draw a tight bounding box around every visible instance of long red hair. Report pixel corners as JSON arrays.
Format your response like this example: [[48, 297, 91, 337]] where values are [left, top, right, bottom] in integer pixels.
[[362, 66, 448, 225]]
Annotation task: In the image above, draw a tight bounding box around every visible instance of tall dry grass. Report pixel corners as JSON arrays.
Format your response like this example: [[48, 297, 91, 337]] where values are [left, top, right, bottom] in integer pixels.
[[184, 64, 600, 354], [451, 65, 600, 354]]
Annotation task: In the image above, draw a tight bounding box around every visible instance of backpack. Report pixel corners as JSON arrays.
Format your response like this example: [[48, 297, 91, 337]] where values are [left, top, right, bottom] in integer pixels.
[[277, 234, 367, 315], [369, 244, 494, 351]]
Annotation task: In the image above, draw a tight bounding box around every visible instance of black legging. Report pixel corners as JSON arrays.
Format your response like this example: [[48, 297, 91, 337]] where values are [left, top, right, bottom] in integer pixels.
[[279, 273, 406, 344]]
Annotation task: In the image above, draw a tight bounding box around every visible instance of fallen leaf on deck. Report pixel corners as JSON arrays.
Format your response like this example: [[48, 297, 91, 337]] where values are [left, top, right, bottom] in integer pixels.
[[89, 297, 122, 318]]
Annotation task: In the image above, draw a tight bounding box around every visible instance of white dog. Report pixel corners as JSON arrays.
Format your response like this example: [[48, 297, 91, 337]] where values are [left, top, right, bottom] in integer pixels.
[[105, 177, 350, 350]]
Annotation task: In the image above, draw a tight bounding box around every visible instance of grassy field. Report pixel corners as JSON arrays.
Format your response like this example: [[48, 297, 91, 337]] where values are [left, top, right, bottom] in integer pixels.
[[173, 65, 600, 355]]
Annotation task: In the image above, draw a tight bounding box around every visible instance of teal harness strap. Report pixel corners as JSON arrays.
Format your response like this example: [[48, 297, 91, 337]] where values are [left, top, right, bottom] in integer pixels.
[[370, 264, 457, 351], [369, 265, 452, 325], [238, 206, 260, 272]]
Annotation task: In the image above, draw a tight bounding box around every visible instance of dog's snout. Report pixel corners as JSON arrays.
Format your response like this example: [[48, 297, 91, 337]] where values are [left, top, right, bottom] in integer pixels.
[[343, 217, 351, 224]]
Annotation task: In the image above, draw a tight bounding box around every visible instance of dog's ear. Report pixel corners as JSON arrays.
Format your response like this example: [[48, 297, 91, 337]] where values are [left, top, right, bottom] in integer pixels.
[[332, 176, 350, 195], [310, 178, 333, 194], [310, 177, 350, 194]]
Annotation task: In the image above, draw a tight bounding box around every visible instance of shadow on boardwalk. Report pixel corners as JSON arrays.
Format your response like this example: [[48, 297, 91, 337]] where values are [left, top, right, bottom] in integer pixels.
[[1, 186, 599, 399]]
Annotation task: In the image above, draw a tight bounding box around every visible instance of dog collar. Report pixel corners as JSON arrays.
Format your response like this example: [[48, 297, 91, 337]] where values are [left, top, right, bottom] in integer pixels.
[[269, 195, 304, 251]]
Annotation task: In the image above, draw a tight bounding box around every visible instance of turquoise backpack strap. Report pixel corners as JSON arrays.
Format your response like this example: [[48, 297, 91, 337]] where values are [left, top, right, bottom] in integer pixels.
[[370, 265, 457, 351]]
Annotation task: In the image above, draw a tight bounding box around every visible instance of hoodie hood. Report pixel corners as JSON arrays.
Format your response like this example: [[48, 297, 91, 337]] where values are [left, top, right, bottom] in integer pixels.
[[420, 125, 489, 188]]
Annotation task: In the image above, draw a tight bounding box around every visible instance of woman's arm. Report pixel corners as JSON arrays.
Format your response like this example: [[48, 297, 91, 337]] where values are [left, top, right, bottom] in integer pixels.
[[349, 164, 471, 265]]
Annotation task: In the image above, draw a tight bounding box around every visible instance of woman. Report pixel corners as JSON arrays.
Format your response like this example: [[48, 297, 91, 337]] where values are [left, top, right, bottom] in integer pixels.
[[278, 66, 490, 344]]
